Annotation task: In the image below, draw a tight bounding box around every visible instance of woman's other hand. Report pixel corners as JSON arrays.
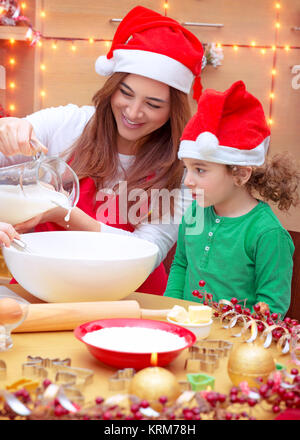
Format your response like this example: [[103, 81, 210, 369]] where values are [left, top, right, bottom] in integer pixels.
[[0, 222, 21, 247]]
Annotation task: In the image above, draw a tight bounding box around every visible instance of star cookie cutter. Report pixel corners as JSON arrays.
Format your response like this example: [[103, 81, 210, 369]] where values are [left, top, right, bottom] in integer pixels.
[[108, 368, 136, 391]]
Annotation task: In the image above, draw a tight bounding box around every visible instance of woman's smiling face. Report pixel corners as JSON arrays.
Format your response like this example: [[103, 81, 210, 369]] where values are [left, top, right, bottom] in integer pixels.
[[111, 74, 171, 148]]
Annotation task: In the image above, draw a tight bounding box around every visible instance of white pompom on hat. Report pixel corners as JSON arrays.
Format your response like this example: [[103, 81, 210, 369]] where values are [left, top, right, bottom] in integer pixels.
[[178, 81, 271, 166], [95, 6, 204, 100]]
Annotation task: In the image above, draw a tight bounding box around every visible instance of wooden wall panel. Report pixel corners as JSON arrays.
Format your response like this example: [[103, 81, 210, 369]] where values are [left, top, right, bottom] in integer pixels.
[[9, 0, 300, 230]]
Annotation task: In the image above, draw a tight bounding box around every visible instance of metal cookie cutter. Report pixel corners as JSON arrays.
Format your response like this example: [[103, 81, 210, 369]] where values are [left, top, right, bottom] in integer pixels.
[[108, 368, 136, 391], [22, 355, 72, 379], [54, 366, 94, 389], [184, 339, 233, 373]]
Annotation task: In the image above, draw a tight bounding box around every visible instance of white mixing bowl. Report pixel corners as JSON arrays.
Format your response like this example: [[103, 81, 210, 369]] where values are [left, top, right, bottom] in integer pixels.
[[3, 231, 159, 303]]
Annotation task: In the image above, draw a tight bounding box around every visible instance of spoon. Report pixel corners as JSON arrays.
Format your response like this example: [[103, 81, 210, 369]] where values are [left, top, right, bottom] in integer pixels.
[[11, 238, 33, 254]]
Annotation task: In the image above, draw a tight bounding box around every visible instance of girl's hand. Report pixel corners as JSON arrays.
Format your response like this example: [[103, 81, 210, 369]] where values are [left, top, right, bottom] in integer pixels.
[[0, 222, 21, 247], [0, 117, 48, 156]]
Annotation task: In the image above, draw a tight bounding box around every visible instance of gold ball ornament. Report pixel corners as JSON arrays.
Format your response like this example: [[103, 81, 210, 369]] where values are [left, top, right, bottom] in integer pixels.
[[227, 342, 276, 388], [129, 366, 181, 410]]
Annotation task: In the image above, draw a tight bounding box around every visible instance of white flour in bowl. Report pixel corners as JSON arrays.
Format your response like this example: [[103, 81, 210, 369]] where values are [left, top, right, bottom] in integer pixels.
[[82, 326, 187, 352]]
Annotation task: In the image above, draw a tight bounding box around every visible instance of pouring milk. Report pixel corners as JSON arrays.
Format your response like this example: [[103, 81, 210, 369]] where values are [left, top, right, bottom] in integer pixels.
[[0, 154, 79, 225]]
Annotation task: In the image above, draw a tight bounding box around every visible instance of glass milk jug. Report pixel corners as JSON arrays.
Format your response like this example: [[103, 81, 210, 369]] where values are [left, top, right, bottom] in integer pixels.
[[0, 154, 80, 225]]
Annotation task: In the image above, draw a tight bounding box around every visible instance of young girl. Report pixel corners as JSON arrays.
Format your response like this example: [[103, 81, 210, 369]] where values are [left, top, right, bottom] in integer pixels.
[[0, 6, 204, 295], [164, 80, 299, 317]]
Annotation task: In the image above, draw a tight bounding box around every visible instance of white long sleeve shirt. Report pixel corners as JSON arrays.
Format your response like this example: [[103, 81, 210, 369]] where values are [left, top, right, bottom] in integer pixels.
[[0, 104, 193, 268]]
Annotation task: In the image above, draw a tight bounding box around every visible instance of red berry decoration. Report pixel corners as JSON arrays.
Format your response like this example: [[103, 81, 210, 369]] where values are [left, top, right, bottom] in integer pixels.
[[199, 280, 206, 287], [230, 297, 238, 305], [253, 304, 260, 313], [192, 290, 199, 297]]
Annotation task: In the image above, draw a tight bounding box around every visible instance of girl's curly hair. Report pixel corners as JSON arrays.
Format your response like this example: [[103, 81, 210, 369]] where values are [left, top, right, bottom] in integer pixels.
[[227, 153, 300, 211]]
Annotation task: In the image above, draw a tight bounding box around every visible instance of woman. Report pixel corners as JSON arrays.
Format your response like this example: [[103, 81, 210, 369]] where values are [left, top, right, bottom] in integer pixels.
[[0, 6, 204, 295]]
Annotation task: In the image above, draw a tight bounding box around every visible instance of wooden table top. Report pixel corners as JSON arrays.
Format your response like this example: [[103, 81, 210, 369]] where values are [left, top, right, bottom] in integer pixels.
[[0, 284, 293, 420]]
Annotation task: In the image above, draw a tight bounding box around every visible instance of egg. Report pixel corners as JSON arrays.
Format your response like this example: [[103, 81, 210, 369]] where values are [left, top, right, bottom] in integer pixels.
[[0, 298, 24, 325]]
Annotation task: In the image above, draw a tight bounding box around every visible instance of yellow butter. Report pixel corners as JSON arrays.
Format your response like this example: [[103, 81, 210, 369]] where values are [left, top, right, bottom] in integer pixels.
[[167, 305, 189, 323], [188, 305, 212, 323]]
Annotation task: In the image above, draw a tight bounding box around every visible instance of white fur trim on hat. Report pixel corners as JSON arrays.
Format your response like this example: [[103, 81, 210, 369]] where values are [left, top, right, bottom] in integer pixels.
[[95, 49, 194, 93], [95, 55, 116, 76], [178, 133, 270, 166]]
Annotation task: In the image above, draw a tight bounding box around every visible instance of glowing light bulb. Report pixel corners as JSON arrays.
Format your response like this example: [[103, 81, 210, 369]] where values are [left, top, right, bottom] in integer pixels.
[[233, 45, 238, 51], [9, 104, 15, 111], [268, 118, 273, 125], [275, 2, 281, 9], [275, 22, 280, 29], [261, 48, 266, 54], [21, 2, 26, 8], [89, 38, 94, 44], [272, 45, 276, 51], [216, 43, 222, 48], [40, 90, 46, 97], [105, 41, 111, 48], [9, 82, 15, 89], [271, 68, 277, 75], [251, 41, 256, 47], [284, 45, 290, 51], [40, 11, 46, 18], [269, 92, 275, 99], [40, 64, 46, 71], [37, 41, 42, 47], [9, 38, 15, 44], [164, 2, 169, 8], [71, 43, 76, 51], [52, 42, 57, 50], [9, 58, 15, 65]]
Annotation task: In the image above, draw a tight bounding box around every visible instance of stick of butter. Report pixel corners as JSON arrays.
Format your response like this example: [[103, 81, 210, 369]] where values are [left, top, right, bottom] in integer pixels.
[[188, 305, 212, 323], [167, 305, 189, 323]]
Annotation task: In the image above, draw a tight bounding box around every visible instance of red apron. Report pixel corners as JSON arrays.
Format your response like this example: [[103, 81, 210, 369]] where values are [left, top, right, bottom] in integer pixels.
[[33, 177, 168, 295]]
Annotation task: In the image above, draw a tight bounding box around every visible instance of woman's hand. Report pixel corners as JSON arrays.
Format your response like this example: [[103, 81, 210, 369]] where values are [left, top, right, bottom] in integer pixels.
[[0, 117, 48, 156], [14, 206, 102, 233], [14, 207, 66, 233], [0, 222, 21, 247]]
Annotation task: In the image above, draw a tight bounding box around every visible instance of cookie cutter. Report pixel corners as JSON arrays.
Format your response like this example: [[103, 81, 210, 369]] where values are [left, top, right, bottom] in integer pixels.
[[53, 366, 94, 389], [0, 360, 6, 380], [108, 368, 136, 391], [22, 355, 93, 390], [187, 373, 215, 391], [184, 340, 232, 373]]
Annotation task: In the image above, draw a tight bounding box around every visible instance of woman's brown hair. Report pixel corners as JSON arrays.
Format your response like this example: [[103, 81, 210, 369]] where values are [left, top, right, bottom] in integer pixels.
[[64, 72, 191, 225], [227, 153, 300, 211]]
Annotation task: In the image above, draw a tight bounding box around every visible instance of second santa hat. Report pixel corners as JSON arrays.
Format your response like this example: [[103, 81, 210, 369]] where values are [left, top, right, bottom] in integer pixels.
[[95, 6, 204, 99], [178, 81, 271, 166]]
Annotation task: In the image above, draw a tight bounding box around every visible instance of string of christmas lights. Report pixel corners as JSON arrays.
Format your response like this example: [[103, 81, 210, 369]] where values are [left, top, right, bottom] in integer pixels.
[[2, 1, 299, 123]]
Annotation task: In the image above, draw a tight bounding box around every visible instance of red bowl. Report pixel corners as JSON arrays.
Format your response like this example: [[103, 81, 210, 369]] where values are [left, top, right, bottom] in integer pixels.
[[74, 318, 196, 370]]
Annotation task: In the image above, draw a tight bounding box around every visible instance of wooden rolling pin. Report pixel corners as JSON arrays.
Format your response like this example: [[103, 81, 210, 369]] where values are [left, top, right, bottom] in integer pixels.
[[13, 300, 172, 333]]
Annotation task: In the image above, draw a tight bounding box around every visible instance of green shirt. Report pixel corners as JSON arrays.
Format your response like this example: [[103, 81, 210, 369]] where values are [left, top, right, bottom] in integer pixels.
[[164, 201, 294, 317]]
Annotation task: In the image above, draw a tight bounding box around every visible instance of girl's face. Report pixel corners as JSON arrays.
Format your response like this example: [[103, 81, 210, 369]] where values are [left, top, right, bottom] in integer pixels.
[[183, 158, 238, 208], [111, 74, 171, 149]]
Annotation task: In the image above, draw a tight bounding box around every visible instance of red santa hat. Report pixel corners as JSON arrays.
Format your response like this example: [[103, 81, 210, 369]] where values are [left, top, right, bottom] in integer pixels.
[[95, 6, 204, 100], [178, 81, 271, 166]]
